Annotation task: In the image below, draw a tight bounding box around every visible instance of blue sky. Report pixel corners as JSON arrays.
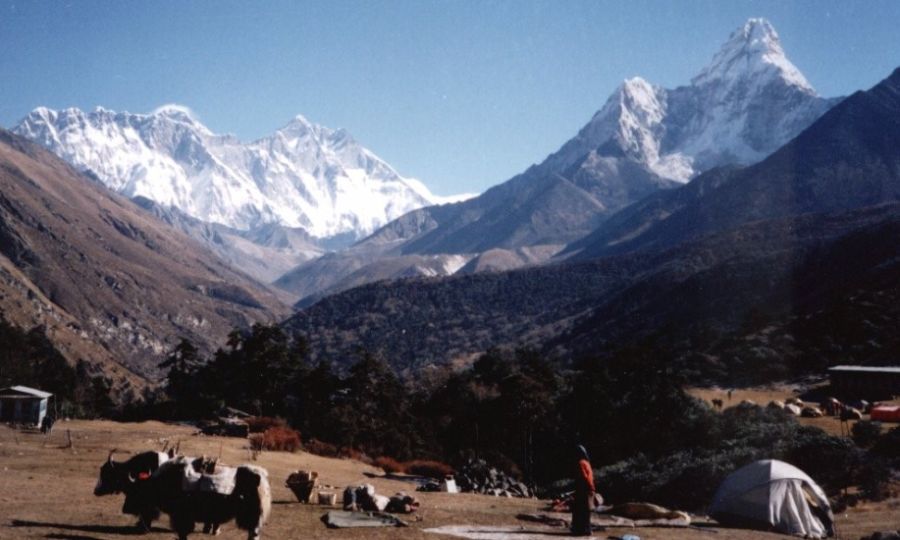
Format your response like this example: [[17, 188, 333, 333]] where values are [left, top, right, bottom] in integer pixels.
[[2, 1, 899, 196]]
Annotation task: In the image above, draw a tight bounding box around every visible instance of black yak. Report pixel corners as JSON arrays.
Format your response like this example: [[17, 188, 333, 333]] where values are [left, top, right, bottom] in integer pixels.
[[93, 449, 174, 532], [151, 456, 271, 540]]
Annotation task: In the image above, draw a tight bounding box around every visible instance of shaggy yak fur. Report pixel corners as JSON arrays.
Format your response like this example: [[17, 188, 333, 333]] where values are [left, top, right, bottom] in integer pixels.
[[151, 456, 272, 540], [93, 449, 174, 531]]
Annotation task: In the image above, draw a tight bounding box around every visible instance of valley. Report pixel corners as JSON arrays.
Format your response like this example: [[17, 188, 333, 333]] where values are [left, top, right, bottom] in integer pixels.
[[1, 10, 899, 539]]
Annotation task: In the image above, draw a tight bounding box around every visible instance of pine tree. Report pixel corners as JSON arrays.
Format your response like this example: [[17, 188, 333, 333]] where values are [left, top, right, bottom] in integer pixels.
[[159, 338, 207, 418]]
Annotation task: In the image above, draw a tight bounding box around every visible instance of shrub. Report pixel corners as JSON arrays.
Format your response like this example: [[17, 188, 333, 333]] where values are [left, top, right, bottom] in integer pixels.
[[338, 447, 373, 465], [371, 456, 453, 477], [872, 425, 900, 464], [249, 434, 263, 452], [250, 426, 302, 453], [374, 456, 405, 474], [851, 420, 882, 448], [784, 427, 861, 490], [858, 458, 892, 501], [598, 447, 761, 510], [405, 459, 454, 478], [304, 438, 339, 457], [246, 416, 287, 433], [595, 406, 864, 511]]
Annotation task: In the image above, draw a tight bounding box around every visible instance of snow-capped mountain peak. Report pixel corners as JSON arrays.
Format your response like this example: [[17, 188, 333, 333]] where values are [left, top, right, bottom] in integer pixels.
[[619, 77, 661, 106], [13, 106, 451, 239], [278, 113, 319, 136], [692, 17, 814, 94], [151, 103, 199, 119], [545, 18, 833, 185], [557, 77, 664, 163]]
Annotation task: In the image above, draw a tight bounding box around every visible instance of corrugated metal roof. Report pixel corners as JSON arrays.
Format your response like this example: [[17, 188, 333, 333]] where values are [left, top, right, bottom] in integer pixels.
[[0, 385, 53, 398], [828, 365, 900, 374]]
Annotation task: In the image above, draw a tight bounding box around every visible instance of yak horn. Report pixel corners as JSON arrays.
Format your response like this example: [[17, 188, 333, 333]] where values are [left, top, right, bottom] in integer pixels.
[[107, 448, 118, 464]]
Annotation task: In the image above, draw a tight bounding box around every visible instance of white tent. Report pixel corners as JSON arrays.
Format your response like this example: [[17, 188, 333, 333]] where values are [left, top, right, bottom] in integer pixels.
[[709, 459, 834, 538]]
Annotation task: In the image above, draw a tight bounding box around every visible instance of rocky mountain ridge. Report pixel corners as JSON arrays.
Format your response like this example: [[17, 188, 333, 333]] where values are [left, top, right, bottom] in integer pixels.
[[13, 105, 462, 240], [275, 18, 839, 303], [0, 129, 289, 393], [566, 66, 900, 261], [282, 64, 900, 380]]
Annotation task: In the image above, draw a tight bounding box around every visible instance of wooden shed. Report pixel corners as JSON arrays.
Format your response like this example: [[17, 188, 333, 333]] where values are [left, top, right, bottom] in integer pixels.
[[828, 365, 900, 400], [0, 385, 53, 426]]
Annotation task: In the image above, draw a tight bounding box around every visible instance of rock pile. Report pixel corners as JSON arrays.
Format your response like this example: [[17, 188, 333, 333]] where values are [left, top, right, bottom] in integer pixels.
[[198, 416, 249, 438], [450, 459, 534, 498]]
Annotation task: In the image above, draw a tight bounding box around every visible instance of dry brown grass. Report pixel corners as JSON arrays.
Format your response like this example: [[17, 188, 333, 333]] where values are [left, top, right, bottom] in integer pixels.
[[0, 419, 896, 539]]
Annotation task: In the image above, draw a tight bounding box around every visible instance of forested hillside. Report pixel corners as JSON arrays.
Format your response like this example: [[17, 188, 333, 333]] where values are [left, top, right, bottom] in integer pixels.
[[285, 203, 900, 383]]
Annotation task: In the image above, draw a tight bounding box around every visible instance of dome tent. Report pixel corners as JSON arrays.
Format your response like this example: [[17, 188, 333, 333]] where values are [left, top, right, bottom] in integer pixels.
[[710, 459, 834, 538]]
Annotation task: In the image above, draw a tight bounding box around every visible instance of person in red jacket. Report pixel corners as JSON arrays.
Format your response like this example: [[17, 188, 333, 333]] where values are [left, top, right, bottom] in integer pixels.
[[571, 445, 595, 536]]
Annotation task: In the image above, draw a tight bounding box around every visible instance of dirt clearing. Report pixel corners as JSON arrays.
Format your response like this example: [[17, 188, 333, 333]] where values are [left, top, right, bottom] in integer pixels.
[[0, 420, 896, 539]]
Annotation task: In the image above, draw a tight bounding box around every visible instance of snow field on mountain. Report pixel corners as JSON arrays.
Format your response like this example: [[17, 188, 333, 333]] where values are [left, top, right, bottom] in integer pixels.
[[14, 108, 448, 239]]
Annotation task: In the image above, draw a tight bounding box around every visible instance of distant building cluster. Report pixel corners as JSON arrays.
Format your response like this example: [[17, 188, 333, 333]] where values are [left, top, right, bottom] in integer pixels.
[[828, 365, 900, 400]]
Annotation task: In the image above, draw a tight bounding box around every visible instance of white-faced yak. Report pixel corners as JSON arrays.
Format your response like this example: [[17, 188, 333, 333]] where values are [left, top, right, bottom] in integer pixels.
[[94, 449, 174, 532], [151, 456, 271, 540]]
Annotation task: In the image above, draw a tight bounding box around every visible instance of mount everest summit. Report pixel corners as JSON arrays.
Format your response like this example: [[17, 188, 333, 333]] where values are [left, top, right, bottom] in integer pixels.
[[13, 105, 458, 240], [13, 105, 469, 283]]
